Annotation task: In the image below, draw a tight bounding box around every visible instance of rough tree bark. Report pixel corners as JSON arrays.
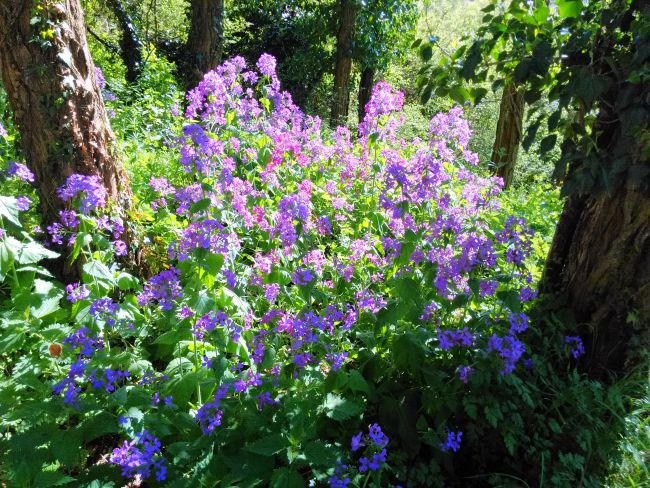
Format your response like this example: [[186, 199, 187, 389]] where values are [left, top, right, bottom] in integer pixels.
[[108, 0, 144, 83], [184, 0, 225, 89], [491, 82, 524, 188], [330, 0, 357, 128], [0, 0, 132, 265], [357, 66, 375, 125]]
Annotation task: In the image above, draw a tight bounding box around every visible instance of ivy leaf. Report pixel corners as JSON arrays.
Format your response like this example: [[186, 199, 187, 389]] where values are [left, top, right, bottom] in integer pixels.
[[540, 134, 557, 154], [558, 0, 582, 18]]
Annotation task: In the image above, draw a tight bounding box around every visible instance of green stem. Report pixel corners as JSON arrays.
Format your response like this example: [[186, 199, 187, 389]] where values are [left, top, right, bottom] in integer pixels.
[[193, 333, 202, 404]]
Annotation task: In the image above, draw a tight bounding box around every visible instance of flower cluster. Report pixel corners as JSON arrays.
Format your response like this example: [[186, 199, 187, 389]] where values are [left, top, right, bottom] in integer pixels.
[[109, 431, 167, 481]]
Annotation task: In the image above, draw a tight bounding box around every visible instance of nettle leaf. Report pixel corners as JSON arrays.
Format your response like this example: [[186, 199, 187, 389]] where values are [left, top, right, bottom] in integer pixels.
[[15, 240, 59, 264], [244, 433, 288, 456], [0, 196, 22, 229], [323, 393, 363, 421], [303, 441, 339, 467], [270, 467, 304, 488], [83, 260, 116, 287]]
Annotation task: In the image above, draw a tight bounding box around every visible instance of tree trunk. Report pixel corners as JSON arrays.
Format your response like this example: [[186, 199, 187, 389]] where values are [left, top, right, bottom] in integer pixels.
[[542, 190, 650, 377], [184, 0, 225, 89], [108, 0, 144, 83], [0, 0, 132, 268], [330, 0, 356, 128], [490, 82, 524, 188], [357, 66, 375, 125]]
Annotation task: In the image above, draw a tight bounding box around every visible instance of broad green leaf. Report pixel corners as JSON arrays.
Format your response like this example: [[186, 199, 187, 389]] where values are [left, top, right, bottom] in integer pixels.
[[270, 467, 304, 488], [15, 240, 59, 264], [0, 196, 22, 228], [558, 0, 582, 18], [323, 393, 363, 421], [83, 260, 116, 286], [244, 433, 288, 456]]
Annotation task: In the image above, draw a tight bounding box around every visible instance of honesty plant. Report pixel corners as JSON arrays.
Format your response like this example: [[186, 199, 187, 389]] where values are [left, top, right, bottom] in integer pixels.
[[0, 54, 563, 486]]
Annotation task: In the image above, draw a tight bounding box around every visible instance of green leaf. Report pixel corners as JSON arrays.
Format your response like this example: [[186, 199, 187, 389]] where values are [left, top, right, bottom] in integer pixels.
[[449, 85, 470, 105], [190, 198, 212, 214], [303, 441, 339, 467], [270, 467, 304, 488], [34, 471, 76, 487], [244, 434, 288, 456], [0, 196, 22, 228], [15, 240, 59, 264], [347, 370, 371, 395], [83, 260, 115, 286], [116, 272, 139, 291], [323, 393, 363, 421], [540, 134, 557, 154], [558, 0, 582, 18], [419, 44, 433, 62]]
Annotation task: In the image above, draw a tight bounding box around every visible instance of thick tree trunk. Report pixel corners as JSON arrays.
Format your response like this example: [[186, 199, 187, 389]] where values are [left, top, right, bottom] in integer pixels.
[[330, 0, 356, 128], [0, 0, 132, 265], [184, 0, 225, 89], [542, 190, 650, 377], [357, 66, 375, 125], [491, 82, 524, 188], [108, 0, 144, 83]]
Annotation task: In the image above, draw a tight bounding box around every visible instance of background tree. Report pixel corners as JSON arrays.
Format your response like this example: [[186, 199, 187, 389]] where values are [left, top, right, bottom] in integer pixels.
[[225, 0, 335, 108], [107, 0, 144, 82], [330, 0, 357, 127], [419, 0, 650, 376], [183, 0, 225, 89], [354, 0, 417, 124], [416, 0, 563, 187], [0, 0, 132, 247]]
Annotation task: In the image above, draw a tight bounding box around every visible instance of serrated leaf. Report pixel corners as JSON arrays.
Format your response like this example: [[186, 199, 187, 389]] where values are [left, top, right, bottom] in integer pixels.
[[270, 467, 304, 488], [323, 393, 363, 421], [244, 434, 288, 456]]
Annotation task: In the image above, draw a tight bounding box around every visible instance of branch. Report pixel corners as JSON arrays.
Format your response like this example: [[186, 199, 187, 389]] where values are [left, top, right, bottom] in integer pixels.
[[86, 25, 121, 55]]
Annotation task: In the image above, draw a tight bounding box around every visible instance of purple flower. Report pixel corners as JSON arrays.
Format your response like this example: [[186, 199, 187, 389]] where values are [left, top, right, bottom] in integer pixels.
[[458, 365, 474, 384], [195, 385, 229, 434], [351, 432, 363, 451], [7, 162, 34, 183], [16, 196, 31, 211], [264, 283, 280, 303], [63, 327, 103, 357], [292, 267, 314, 286], [438, 327, 474, 350], [440, 430, 462, 452], [487, 334, 526, 374], [57, 174, 107, 213], [0, 123, 7, 137], [113, 240, 127, 256], [137, 267, 182, 311], [59, 210, 79, 228], [95, 66, 107, 90], [65, 283, 90, 303], [565, 335, 585, 358], [368, 423, 389, 448], [508, 312, 529, 334], [257, 53, 277, 78], [109, 430, 167, 481], [89, 298, 120, 326]]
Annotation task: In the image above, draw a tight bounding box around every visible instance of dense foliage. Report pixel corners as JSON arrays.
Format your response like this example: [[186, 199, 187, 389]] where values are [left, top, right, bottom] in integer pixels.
[[1, 53, 642, 487]]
